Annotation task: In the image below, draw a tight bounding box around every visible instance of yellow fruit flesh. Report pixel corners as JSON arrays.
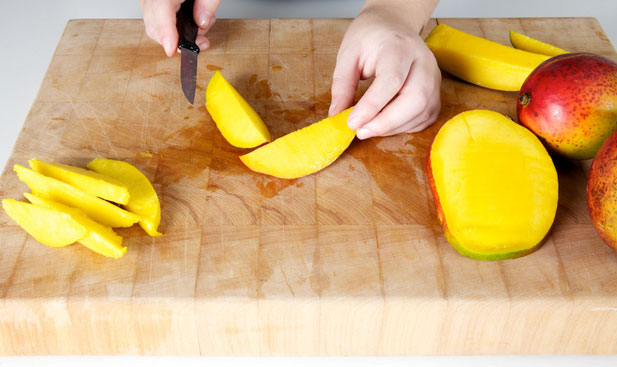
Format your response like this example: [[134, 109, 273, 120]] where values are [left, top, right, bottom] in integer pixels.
[[87, 158, 162, 237], [29, 158, 130, 205], [240, 108, 355, 179], [206, 71, 271, 148], [425, 24, 550, 91], [24, 193, 126, 258], [430, 110, 558, 257], [2, 198, 86, 247], [509, 30, 568, 57], [14, 165, 140, 228]]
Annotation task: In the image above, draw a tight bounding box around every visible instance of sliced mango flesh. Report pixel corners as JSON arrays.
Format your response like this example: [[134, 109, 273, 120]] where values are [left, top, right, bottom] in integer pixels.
[[425, 24, 550, 91], [2, 198, 86, 247], [87, 158, 162, 237], [509, 30, 568, 57], [24, 193, 126, 258], [14, 165, 140, 228], [428, 110, 558, 260], [206, 71, 271, 148], [240, 108, 355, 179], [29, 158, 130, 205]]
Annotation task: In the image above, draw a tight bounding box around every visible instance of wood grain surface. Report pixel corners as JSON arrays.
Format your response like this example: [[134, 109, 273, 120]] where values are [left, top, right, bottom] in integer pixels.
[[1, 17, 617, 355]]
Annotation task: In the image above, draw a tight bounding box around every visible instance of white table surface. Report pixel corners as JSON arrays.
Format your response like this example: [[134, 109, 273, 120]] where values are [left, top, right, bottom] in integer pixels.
[[1, 0, 617, 365]]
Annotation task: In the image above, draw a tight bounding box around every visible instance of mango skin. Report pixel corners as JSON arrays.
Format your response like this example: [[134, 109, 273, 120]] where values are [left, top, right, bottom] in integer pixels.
[[588, 129, 617, 250], [517, 53, 617, 159]]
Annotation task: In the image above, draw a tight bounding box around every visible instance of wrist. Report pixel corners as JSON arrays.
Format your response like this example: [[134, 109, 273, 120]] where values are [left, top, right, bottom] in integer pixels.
[[361, 0, 438, 34]]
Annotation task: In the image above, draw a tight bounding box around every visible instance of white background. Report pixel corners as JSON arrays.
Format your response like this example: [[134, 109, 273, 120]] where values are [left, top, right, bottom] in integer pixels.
[[1, 0, 617, 366]]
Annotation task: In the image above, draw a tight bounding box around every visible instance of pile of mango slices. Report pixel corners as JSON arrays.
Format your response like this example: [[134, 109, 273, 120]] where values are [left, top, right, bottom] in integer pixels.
[[2, 158, 161, 258]]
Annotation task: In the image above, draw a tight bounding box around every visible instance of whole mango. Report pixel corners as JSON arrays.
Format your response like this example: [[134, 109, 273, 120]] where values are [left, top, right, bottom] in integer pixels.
[[517, 53, 617, 159], [588, 129, 617, 250]]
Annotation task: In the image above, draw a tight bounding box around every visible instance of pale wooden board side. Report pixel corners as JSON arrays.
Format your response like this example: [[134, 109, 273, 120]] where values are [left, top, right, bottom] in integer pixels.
[[0, 17, 616, 355]]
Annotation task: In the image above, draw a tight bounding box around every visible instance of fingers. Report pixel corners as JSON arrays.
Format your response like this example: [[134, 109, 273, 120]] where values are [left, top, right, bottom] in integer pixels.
[[141, 0, 220, 56], [355, 54, 441, 139], [346, 46, 414, 130], [142, 0, 182, 56], [193, 0, 220, 29], [329, 46, 361, 118]]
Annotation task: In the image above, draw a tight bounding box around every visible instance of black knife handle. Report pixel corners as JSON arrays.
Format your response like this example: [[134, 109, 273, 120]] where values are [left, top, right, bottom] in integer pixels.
[[176, 0, 200, 53]]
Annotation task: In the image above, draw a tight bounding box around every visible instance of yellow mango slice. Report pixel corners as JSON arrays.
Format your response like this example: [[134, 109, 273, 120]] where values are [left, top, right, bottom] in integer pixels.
[[425, 24, 550, 91], [29, 158, 130, 205], [206, 71, 271, 148], [240, 108, 355, 179], [2, 198, 86, 247], [509, 30, 568, 57], [24, 193, 126, 258], [427, 110, 558, 260], [87, 158, 162, 237], [14, 165, 140, 228]]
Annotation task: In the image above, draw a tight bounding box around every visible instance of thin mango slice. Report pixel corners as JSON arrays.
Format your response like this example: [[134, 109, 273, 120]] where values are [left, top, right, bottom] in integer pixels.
[[14, 165, 140, 228], [240, 108, 354, 179], [87, 158, 162, 237], [427, 110, 558, 260], [29, 158, 130, 205], [425, 24, 550, 91], [2, 198, 87, 247], [24, 193, 126, 258], [509, 30, 568, 57], [206, 71, 271, 148]]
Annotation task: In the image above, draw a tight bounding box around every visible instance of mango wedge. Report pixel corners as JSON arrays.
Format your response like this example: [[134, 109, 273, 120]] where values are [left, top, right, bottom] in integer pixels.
[[2, 198, 86, 247], [87, 158, 162, 237], [206, 71, 271, 148], [24, 193, 126, 258], [509, 30, 568, 57], [14, 165, 140, 228], [425, 24, 550, 91], [29, 158, 130, 205], [240, 108, 355, 179]]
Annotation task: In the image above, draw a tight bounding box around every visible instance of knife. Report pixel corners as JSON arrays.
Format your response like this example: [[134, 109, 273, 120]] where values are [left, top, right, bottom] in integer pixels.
[[176, 0, 200, 104]]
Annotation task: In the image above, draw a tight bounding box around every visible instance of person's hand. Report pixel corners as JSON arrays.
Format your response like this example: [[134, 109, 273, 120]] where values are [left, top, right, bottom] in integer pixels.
[[329, 0, 441, 139], [139, 0, 221, 56]]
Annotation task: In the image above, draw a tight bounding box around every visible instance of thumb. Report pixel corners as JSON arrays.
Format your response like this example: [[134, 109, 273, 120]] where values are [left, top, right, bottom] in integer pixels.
[[329, 47, 361, 119]]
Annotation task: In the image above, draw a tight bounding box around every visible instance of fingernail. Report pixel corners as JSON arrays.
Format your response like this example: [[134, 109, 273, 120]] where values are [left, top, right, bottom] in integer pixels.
[[347, 115, 362, 130], [197, 11, 213, 28], [328, 102, 337, 116], [356, 127, 370, 140], [198, 40, 209, 50], [161, 37, 173, 56]]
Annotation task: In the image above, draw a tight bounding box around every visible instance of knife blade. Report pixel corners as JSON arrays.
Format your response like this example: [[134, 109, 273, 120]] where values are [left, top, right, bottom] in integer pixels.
[[176, 0, 200, 104]]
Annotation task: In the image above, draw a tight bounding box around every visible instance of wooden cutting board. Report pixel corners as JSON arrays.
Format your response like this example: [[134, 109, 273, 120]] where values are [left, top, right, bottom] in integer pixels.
[[1, 17, 616, 356]]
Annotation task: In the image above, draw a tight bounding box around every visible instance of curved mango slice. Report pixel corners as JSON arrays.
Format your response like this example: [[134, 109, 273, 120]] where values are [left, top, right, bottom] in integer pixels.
[[2, 198, 87, 247], [425, 24, 550, 91], [206, 71, 271, 148], [25, 193, 126, 258], [87, 158, 162, 237], [14, 165, 140, 228], [509, 30, 568, 57], [29, 158, 130, 205], [240, 108, 355, 179]]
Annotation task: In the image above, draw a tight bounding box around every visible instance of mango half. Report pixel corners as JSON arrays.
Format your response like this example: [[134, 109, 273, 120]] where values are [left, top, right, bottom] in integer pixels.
[[425, 24, 550, 91], [206, 71, 271, 148], [426, 110, 558, 260], [240, 108, 355, 179]]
